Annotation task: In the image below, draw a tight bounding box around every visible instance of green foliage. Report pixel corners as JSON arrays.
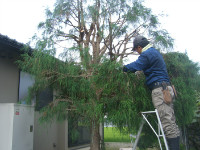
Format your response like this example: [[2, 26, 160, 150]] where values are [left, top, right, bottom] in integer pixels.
[[164, 52, 200, 126], [137, 129, 159, 150], [151, 29, 174, 51], [18, 48, 157, 149], [18, 48, 154, 129]]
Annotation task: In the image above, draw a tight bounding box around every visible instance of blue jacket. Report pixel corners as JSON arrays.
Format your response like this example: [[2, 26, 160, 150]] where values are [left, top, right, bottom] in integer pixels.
[[123, 47, 170, 89]]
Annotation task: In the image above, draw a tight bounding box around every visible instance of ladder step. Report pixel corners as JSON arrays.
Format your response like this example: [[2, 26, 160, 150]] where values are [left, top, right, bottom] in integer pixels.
[[141, 111, 156, 114]]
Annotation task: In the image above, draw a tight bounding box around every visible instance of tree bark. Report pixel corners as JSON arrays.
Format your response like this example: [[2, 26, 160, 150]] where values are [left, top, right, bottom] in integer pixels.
[[90, 120, 100, 150]]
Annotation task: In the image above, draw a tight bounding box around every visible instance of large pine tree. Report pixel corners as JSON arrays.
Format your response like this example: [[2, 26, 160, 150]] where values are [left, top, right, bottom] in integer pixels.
[[18, 0, 176, 149]]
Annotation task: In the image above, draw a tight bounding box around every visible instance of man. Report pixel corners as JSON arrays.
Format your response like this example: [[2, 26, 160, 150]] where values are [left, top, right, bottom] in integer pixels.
[[123, 36, 180, 150]]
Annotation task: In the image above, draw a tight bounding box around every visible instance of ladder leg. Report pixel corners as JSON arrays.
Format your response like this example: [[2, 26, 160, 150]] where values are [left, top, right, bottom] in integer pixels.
[[157, 136, 163, 150], [155, 109, 169, 150], [132, 119, 145, 150]]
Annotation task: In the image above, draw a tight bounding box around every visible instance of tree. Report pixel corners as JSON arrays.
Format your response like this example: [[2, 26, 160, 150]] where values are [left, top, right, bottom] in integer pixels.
[[164, 52, 199, 126], [18, 0, 174, 149], [186, 92, 200, 150], [164, 52, 200, 149]]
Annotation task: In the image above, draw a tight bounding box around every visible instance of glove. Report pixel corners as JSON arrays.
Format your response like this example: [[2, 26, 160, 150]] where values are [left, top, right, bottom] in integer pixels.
[[123, 66, 128, 72]]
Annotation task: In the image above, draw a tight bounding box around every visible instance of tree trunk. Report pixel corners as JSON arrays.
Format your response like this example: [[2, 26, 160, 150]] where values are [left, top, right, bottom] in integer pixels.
[[184, 126, 189, 150], [90, 120, 100, 150]]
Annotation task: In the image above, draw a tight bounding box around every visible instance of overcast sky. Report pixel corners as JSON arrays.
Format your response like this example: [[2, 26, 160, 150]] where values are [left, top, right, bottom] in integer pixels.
[[145, 0, 200, 64], [0, 0, 199, 63]]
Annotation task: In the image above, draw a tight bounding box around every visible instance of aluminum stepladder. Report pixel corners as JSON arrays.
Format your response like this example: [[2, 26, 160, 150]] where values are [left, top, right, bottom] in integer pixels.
[[131, 109, 169, 150]]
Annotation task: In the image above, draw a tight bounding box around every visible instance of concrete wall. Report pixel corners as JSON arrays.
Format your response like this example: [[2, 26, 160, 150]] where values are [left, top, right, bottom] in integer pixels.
[[33, 112, 68, 150], [33, 112, 58, 150], [0, 58, 19, 103], [57, 120, 68, 150]]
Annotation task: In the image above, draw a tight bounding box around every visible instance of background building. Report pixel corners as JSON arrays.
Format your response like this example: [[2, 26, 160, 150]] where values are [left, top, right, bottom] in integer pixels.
[[0, 34, 90, 150]]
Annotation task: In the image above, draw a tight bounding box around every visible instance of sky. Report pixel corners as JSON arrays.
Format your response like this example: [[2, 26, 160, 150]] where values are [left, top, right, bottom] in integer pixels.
[[145, 0, 200, 64], [0, 0, 200, 63]]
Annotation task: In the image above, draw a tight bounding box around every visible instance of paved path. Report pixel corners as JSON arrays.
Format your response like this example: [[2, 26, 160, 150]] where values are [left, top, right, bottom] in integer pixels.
[[71, 142, 133, 150], [77, 147, 90, 150]]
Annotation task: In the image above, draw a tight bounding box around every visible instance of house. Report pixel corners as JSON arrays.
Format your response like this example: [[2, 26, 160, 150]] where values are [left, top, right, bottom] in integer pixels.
[[0, 34, 91, 150]]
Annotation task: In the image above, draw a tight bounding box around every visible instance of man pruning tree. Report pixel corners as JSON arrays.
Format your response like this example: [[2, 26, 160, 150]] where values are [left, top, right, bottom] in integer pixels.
[[123, 36, 180, 150]]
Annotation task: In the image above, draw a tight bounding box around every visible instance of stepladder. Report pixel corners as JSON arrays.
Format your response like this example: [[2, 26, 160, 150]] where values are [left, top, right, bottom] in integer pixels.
[[131, 109, 169, 150]]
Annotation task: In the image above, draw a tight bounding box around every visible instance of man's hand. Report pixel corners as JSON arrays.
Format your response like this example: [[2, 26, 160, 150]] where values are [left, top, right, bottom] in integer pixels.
[[123, 66, 128, 72], [135, 71, 143, 75]]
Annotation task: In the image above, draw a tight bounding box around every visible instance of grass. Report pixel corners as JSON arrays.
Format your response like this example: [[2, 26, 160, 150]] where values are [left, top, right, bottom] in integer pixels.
[[104, 127, 160, 150], [104, 127, 132, 143]]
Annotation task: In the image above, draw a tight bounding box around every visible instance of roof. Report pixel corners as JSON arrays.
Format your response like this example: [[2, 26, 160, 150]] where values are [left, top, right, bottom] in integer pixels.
[[0, 34, 32, 58], [0, 34, 25, 50]]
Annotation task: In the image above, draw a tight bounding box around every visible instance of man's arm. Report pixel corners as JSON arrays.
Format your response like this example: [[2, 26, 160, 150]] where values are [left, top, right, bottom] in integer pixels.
[[123, 54, 149, 73]]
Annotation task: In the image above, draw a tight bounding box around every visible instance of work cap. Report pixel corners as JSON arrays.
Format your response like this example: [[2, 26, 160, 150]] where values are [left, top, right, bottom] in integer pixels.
[[132, 36, 149, 51]]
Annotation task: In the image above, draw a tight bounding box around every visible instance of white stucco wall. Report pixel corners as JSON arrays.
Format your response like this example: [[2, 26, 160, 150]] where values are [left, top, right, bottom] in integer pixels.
[[0, 58, 19, 103]]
